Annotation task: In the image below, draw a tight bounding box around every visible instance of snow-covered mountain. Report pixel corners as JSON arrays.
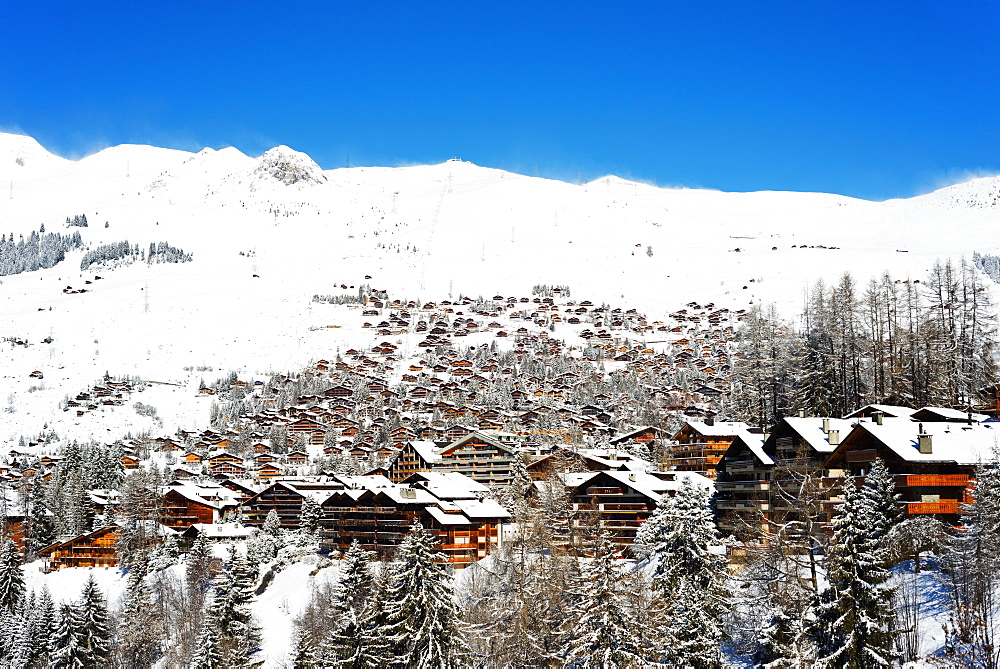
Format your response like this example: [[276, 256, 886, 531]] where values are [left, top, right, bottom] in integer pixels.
[[1, 131, 998, 445]]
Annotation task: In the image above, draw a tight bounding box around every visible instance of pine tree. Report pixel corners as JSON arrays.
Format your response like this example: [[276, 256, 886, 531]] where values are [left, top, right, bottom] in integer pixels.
[[333, 541, 375, 618], [861, 458, 901, 546], [379, 521, 468, 667], [941, 464, 1000, 665], [564, 534, 647, 667], [76, 574, 112, 667], [190, 596, 223, 669], [299, 497, 323, 535], [290, 625, 321, 668], [324, 563, 389, 668], [0, 537, 25, 613], [117, 558, 163, 668], [49, 602, 86, 669], [812, 477, 898, 668], [645, 477, 727, 667], [187, 533, 215, 608], [212, 551, 262, 667]]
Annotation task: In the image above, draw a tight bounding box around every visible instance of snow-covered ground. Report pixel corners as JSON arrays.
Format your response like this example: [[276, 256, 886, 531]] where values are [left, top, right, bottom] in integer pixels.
[[2, 131, 999, 445]]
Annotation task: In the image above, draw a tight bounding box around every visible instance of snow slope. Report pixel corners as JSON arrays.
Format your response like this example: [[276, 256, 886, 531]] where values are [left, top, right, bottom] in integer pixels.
[[1, 132, 999, 446]]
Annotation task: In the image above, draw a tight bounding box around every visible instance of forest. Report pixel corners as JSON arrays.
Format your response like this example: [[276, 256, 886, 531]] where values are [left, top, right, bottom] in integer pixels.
[[0, 229, 83, 277], [3, 456, 999, 667], [729, 258, 997, 429]]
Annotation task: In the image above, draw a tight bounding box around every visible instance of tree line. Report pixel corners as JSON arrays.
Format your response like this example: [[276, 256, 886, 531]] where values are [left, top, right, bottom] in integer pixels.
[[0, 230, 83, 277], [730, 259, 997, 428]]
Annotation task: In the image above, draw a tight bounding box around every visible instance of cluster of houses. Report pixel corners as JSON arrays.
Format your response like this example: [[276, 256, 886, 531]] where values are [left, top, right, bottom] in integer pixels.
[[705, 405, 998, 540], [24, 290, 1000, 571]]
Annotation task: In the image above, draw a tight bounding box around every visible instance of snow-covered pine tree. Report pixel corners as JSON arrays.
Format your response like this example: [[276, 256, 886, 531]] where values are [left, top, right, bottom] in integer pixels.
[[0, 536, 25, 613], [940, 463, 1000, 665], [187, 533, 215, 609], [812, 477, 898, 668], [190, 595, 223, 669], [333, 540, 375, 618], [290, 625, 321, 668], [563, 533, 648, 667], [8, 590, 37, 668], [325, 563, 390, 668], [644, 477, 727, 667], [49, 602, 85, 669], [212, 551, 263, 667], [379, 521, 468, 667], [76, 573, 113, 667], [299, 496, 322, 535], [117, 557, 164, 667], [861, 458, 901, 546]]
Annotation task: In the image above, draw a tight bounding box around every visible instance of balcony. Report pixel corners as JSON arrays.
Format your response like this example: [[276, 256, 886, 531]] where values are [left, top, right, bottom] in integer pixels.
[[894, 474, 970, 488], [716, 500, 769, 511], [903, 500, 961, 515], [715, 481, 769, 493]]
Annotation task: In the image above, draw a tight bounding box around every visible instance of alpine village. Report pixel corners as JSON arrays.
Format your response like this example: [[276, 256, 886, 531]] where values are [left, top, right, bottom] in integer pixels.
[[2, 261, 1000, 667]]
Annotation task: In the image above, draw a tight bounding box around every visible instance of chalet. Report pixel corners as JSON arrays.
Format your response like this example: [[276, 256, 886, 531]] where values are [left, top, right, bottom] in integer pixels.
[[666, 419, 752, 479], [387, 441, 440, 482], [712, 432, 773, 539], [538, 470, 711, 548], [160, 482, 240, 528], [38, 525, 121, 569], [257, 464, 285, 480], [320, 473, 510, 567], [287, 450, 310, 465], [434, 432, 516, 485], [822, 417, 997, 523]]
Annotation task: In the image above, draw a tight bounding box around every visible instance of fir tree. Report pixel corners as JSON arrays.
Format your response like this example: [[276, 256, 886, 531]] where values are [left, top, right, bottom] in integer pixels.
[[644, 477, 727, 667], [49, 602, 85, 669], [861, 458, 901, 545], [325, 564, 389, 668], [333, 541, 375, 618], [0, 536, 25, 613], [379, 521, 468, 667], [117, 558, 163, 668], [290, 625, 321, 668], [299, 497, 323, 535], [190, 596, 223, 669], [812, 477, 898, 668], [564, 534, 648, 667], [76, 574, 113, 667]]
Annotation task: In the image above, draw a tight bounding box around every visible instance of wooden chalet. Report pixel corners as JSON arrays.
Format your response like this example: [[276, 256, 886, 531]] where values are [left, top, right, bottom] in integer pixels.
[[38, 525, 120, 570], [666, 419, 753, 479], [160, 482, 241, 528], [822, 417, 994, 523]]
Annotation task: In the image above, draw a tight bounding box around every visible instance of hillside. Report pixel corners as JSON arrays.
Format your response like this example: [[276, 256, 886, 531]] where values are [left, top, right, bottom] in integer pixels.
[[1, 132, 998, 446]]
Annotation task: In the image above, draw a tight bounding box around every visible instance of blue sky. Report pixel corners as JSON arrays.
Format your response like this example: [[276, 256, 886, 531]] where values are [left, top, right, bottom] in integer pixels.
[[2, 2, 998, 200]]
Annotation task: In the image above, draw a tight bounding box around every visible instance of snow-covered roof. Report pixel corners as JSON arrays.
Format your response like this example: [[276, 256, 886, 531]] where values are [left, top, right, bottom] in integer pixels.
[[680, 420, 750, 438], [911, 406, 989, 423], [407, 471, 489, 499], [847, 420, 1000, 464], [453, 498, 511, 519], [185, 522, 253, 539], [408, 440, 441, 463], [732, 431, 772, 466], [424, 506, 471, 525], [782, 417, 855, 453], [843, 404, 917, 420]]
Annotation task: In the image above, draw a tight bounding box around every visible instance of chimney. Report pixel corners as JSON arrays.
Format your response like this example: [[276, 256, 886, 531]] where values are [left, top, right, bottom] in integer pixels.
[[827, 429, 840, 446], [918, 431, 932, 455], [873, 412, 883, 426], [968, 411, 974, 426], [797, 409, 805, 418], [822, 418, 830, 433], [705, 417, 715, 427]]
